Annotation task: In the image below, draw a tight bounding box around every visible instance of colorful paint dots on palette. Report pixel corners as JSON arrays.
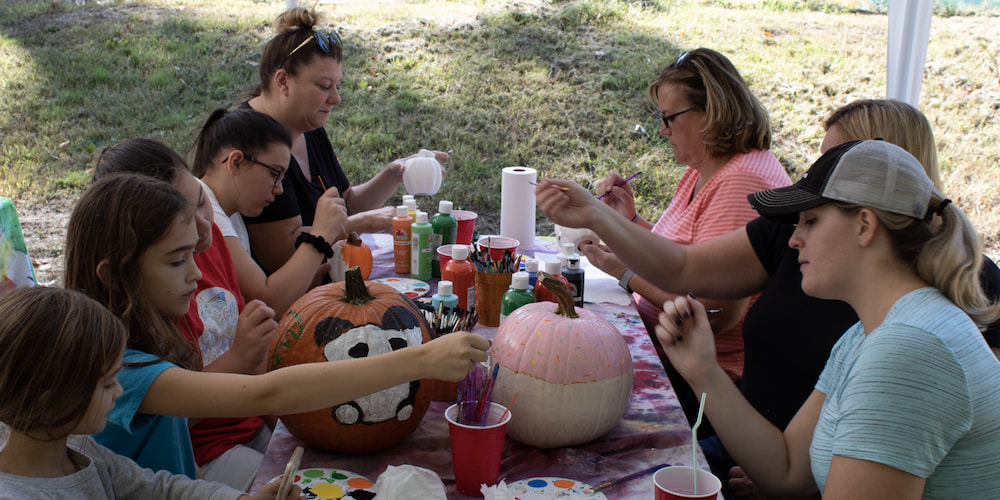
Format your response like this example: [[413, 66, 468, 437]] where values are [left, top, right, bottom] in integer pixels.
[[373, 277, 430, 298], [506, 477, 608, 499], [274, 468, 375, 500]]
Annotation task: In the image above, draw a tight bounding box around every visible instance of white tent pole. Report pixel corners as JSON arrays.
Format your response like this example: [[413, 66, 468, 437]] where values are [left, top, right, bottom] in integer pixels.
[[887, 0, 934, 106]]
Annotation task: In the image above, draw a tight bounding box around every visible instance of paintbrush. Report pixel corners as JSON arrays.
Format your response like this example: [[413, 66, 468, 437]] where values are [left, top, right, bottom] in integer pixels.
[[589, 463, 671, 493], [597, 171, 642, 200]]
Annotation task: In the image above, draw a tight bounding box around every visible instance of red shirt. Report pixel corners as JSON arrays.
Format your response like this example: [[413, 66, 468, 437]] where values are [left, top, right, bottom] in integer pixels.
[[177, 224, 266, 465]]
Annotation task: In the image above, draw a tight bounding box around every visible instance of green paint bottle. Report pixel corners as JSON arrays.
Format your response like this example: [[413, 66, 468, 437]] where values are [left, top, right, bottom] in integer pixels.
[[410, 211, 433, 281], [500, 271, 535, 323], [431, 200, 457, 278]]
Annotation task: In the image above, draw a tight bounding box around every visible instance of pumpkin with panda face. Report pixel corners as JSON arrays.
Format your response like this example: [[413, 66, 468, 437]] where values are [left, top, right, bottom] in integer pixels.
[[267, 267, 433, 453]]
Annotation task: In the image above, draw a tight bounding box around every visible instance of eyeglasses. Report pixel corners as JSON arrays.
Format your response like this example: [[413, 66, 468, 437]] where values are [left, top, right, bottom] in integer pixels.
[[661, 107, 696, 128], [280, 31, 342, 68], [225, 155, 286, 187]]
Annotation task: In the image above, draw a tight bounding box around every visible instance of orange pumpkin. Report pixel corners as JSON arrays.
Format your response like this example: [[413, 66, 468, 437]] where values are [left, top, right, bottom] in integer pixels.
[[329, 233, 374, 281], [267, 267, 433, 453]]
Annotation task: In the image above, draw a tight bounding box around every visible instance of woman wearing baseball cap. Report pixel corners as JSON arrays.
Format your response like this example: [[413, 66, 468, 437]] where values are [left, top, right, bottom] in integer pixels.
[[656, 140, 1000, 498]]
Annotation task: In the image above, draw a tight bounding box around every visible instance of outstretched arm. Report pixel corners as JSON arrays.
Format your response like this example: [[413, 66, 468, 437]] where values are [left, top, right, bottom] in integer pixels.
[[536, 178, 769, 299], [139, 332, 490, 418]]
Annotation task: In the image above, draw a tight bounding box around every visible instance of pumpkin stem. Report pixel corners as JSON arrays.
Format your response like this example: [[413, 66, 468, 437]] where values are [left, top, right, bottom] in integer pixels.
[[341, 266, 377, 305], [346, 231, 363, 246], [539, 271, 579, 319]]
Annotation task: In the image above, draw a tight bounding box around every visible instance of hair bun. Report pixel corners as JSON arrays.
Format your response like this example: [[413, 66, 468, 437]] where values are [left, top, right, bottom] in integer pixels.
[[274, 7, 319, 34]]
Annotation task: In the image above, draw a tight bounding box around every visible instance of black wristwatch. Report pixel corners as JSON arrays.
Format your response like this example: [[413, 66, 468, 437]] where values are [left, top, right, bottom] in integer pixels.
[[295, 232, 334, 259]]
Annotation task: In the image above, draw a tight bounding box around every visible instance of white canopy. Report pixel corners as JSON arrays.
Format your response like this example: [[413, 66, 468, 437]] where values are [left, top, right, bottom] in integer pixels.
[[887, 0, 934, 106]]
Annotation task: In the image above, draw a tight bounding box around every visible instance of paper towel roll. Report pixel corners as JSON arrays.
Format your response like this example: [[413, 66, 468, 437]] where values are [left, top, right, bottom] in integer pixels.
[[500, 166, 536, 248]]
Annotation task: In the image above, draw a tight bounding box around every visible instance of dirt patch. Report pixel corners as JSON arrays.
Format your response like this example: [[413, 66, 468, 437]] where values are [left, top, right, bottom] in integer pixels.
[[15, 196, 74, 286]]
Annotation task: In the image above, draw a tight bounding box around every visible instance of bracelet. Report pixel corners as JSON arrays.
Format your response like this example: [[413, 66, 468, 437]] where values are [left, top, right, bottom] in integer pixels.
[[618, 269, 635, 293], [295, 232, 334, 259], [630, 212, 639, 223]]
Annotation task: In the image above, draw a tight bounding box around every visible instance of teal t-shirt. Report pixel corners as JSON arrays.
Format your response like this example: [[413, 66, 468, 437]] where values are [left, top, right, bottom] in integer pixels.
[[93, 349, 196, 478], [811, 287, 1000, 497]]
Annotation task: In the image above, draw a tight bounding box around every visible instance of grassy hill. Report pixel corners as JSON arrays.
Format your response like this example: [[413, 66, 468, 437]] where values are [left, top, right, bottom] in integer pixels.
[[1, 0, 998, 282]]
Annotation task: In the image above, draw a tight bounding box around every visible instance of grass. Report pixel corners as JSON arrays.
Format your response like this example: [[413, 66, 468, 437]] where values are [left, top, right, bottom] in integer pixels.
[[1, 0, 999, 246]]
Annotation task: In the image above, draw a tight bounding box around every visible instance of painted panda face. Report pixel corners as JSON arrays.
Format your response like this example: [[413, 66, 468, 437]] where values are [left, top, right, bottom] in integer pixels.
[[312, 305, 425, 425]]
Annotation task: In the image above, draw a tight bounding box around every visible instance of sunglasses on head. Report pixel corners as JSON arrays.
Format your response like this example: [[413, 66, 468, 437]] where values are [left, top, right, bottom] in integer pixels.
[[280, 30, 342, 68], [670, 51, 691, 69]]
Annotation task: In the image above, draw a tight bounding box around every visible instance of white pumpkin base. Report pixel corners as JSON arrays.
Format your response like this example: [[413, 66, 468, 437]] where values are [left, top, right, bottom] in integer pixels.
[[493, 365, 632, 449]]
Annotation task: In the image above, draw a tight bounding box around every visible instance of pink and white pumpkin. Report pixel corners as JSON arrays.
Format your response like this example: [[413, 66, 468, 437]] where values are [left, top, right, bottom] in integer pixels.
[[491, 273, 633, 449]]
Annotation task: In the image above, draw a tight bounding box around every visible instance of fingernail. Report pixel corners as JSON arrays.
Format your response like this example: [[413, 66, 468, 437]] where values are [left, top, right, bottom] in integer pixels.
[[676, 335, 684, 342], [682, 311, 690, 319], [674, 317, 682, 326], [688, 292, 696, 299]]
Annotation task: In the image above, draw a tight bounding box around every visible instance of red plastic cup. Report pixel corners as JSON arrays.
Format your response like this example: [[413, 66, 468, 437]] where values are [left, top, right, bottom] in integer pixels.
[[446, 402, 511, 496], [654, 466, 721, 500], [453, 210, 478, 245], [438, 244, 455, 271], [476, 235, 519, 262]]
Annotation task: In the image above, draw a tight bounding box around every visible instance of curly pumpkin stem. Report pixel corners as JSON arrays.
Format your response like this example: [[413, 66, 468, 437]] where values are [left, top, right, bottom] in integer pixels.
[[539, 271, 579, 319], [341, 266, 377, 305]]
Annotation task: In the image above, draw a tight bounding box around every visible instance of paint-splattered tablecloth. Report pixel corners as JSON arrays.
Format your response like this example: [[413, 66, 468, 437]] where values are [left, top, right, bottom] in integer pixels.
[[251, 234, 707, 499]]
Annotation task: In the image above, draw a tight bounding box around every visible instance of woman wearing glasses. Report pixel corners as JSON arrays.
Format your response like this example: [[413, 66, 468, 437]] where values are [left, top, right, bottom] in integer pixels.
[[239, 7, 447, 274], [539, 98, 1000, 499], [192, 107, 348, 317], [588, 48, 791, 436]]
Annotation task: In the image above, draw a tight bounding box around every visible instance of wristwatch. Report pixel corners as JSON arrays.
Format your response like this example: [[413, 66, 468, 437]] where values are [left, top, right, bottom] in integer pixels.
[[618, 269, 635, 293], [295, 232, 334, 259]]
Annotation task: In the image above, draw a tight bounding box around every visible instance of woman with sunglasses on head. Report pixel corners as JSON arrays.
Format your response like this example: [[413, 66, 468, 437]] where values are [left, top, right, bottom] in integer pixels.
[[192, 107, 348, 317], [657, 140, 1000, 498], [587, 48, 791, 437], [239, 7, 447, 274]]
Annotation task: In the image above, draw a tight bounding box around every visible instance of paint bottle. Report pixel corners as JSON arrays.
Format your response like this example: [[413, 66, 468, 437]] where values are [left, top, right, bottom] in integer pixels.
[[405, 198, 419, 221], [432, 280, 460, 314], [392, 205, 413, 274], [524, 257, 539, 287], [431, 200, 458, 278], [410, 211, 433, 281], [561, 243, 585, 309], [534, 259, 569, 303], [557, 242, 574, 269], [443, 244, 476, 311], [500, 271, 535, 323]]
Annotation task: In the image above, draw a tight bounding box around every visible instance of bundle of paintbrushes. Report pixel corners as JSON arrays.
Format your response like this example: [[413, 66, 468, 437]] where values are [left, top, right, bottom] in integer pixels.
[[456, 355, 500, 426], [416, 302, 480, 336], [470, 245, 522, 274]]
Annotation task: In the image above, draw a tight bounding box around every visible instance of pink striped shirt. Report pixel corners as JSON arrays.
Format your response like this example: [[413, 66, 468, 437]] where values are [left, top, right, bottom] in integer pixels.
[[635, 149, 792, 382]]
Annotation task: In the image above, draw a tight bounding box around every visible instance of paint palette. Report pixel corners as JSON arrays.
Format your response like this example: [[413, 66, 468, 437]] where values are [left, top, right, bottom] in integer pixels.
[[372, 277, 430, 298], [506, 477, 608, 499], [271, 468, 375, 500]]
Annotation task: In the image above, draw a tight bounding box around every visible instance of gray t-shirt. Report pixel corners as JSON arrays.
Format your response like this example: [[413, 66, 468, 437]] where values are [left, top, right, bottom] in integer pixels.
[[0, 436, 244, 500], [811, 287, 1000, 497]]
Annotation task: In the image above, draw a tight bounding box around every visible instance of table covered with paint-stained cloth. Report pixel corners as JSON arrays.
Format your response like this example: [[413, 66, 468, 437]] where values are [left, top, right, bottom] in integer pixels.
[[251, 233, 709, 499]]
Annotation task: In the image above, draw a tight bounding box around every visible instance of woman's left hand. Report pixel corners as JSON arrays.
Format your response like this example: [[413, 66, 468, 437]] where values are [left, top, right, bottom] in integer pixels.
[[580, 243, 627, 278], [347, 207, 395, 234], [596, 172, 637, 221], [390, 149, 450, 178], [655, 295, 719, 382]]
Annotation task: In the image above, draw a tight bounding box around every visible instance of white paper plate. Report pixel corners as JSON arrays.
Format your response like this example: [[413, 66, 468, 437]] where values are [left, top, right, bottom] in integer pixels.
[[372, 277, 430, 298], [270, 467, 375, 499], [506, 477, 608, 499]]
